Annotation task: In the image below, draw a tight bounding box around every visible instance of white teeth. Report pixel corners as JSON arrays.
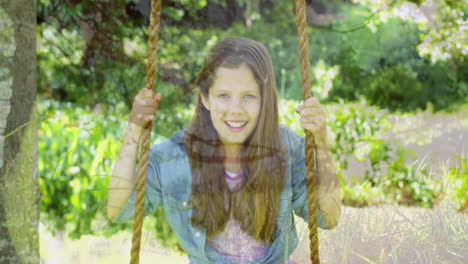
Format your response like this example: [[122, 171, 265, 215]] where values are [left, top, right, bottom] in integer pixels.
[[226, 121, 247, 128]]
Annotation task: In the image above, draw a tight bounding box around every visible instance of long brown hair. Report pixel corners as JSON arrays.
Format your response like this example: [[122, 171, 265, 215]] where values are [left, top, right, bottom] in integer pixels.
[[184, 37, 287, 243]]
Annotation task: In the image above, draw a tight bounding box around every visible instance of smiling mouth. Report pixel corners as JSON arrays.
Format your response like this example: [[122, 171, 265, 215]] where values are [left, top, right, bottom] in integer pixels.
[[225, 121, 248, 129]]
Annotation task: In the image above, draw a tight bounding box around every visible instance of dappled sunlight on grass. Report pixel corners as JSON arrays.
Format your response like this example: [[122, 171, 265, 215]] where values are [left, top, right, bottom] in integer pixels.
[[292, 194, 467, 263], [39, 225, 189, 264]]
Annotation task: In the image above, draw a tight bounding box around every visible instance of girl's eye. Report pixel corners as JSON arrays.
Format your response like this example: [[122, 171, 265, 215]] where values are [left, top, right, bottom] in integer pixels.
[[244, 95, 256, 99], [218, 94, 229, 99]]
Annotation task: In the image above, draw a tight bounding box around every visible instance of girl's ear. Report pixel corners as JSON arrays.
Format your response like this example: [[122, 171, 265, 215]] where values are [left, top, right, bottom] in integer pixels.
[[201, 94, 210, 111]]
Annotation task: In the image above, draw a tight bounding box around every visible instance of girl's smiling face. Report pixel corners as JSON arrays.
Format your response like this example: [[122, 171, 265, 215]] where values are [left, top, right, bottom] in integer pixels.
[[201, 64, 261, 146]]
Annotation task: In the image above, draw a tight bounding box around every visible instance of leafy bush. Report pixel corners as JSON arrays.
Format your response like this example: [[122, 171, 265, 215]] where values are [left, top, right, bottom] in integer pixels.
[[38, 98, 190, 246], [39, 99, 126, 238], [381, 148, 444, 208], [326, 98, 391, 173], [285, 98, 444, 208], [38, 13, 222, 109], [38, 1, 467, 114], [341, 146, 445, 208], [341, 179, 385, 207], [314, 7, 467, 110], [446, 155, 468, 212]]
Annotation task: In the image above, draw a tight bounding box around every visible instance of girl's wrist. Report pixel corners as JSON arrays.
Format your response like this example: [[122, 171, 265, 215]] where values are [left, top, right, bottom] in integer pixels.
[[127, 121, 143, 138], [313, 131, 328, 147], [315, 139, 327, 147]]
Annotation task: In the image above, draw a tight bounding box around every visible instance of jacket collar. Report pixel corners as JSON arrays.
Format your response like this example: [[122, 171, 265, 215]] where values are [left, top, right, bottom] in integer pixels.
[[170, 129, 187, 144]]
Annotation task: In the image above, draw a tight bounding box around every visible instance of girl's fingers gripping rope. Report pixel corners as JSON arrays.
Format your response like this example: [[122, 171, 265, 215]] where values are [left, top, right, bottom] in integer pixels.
[[129, 88, 162, 128]]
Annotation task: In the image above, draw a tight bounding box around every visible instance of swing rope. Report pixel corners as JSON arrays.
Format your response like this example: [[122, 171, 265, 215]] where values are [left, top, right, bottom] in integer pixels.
[[294, 0, 321, 263], [129, 0, 320, 263], [130, 0, 161, 264]]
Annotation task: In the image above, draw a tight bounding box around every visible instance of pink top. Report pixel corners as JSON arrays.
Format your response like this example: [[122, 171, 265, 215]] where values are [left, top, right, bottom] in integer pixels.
[[201, 169, 296, 264]]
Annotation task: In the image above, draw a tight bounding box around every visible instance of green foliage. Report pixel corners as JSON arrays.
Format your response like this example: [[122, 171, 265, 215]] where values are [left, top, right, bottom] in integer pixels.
[[342, 146, 444, 208], [38, 98, 192, 252], [341, 179, 385, 207], [38, 0, 466, 113], [39, 100, 118, 237], [38, 99, 129, 239], [280, 98, 390, 171], [224, 5, 467, 111], [283, 98, 443, 208], [414, 1, 467, 63], [447, 155, 468, 212], [381, 148, 444, 208], [278, 98, 305, 136], [152, 83, 195, 138], [37, 11, 224, 108], [327, 98, 391, 172], [326, 8, 466, 111]]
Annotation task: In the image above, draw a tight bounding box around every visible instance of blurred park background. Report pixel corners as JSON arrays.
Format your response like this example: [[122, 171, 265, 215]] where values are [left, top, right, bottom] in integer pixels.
[[34, 0, 467, 263]]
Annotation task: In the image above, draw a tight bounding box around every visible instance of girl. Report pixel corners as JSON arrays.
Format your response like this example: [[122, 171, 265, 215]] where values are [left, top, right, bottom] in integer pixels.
[[108, 37, 341, 264]]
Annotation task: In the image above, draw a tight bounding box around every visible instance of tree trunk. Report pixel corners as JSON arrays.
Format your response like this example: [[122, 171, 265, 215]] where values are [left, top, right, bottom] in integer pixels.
[[0, 0, 39, 263]]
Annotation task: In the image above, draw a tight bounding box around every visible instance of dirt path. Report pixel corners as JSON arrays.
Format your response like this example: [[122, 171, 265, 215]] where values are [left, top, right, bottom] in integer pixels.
[[344, 107, 468, 181]]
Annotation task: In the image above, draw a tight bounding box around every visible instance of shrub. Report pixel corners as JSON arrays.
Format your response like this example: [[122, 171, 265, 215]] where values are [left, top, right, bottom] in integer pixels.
[[446, 155, 468, 212], [381, 148, 444, 208], [341, 179, 385, 207], [292, 97, 443, 208], [38, 98, 190, 251], [39, 99, 126, 239]]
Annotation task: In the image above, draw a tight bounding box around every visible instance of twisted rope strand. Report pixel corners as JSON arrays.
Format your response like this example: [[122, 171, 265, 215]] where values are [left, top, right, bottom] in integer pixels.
[[294, 0, 320, 263], [130, 1, 162, 264]]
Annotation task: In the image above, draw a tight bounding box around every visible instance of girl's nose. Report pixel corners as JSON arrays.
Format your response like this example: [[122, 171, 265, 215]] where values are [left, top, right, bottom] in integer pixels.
[[228, 98, 244, 112]]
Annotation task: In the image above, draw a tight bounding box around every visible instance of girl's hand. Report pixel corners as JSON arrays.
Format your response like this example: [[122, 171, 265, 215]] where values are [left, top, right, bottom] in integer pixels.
[[295, 96, 328, 145], [129, 88, 162, 128]]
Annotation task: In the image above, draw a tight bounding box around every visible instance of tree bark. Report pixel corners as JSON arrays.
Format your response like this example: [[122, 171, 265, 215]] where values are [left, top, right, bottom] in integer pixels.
[[0, 0, 39, 263]]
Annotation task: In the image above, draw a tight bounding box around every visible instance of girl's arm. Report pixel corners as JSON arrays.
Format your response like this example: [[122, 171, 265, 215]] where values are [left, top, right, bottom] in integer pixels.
[[107, 88, 161, 220], [295, 96, 342, 229], [107, 122, 142, 221], [315, 138, 341, 229]]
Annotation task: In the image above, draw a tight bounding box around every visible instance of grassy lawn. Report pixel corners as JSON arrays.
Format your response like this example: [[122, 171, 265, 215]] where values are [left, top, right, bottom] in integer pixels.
[[292, 196, 467, 263], [40, 193, 466, 264], [39, 224, 189, 264]]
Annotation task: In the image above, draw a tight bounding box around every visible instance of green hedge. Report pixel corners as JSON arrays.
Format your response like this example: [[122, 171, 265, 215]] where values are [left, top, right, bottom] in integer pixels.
[[38, 5, 467, 113]]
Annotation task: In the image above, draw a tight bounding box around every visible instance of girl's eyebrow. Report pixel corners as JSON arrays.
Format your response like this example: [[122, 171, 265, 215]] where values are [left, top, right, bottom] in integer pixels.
[[216, 89, 258, 94]]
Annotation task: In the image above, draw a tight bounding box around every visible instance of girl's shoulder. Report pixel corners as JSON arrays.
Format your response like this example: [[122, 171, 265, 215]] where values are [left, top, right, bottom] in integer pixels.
[[279, 124, 304, 154], [148, 130, 188, 162]]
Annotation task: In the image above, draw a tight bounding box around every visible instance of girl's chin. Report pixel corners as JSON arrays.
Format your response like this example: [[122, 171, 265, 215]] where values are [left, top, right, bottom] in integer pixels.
[[220, 135, 247, 146]]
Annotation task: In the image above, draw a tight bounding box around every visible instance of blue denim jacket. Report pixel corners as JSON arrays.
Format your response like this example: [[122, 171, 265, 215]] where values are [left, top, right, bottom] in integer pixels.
[[114, 124, 330, 264]]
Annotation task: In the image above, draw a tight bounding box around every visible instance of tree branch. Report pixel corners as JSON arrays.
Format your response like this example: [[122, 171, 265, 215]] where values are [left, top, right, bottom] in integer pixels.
[[309, 9, 380, 33]]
